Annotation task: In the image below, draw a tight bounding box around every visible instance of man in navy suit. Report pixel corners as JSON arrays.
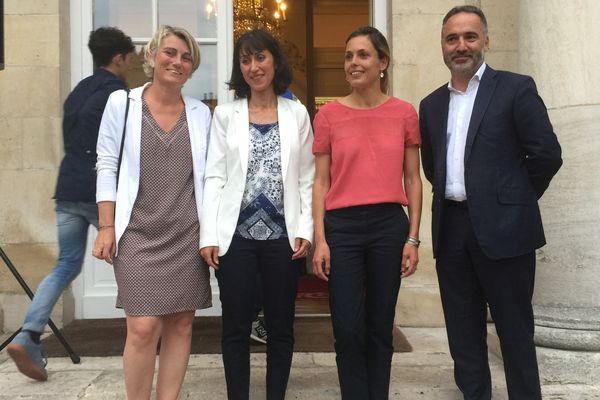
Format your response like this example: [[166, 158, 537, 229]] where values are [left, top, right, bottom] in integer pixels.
[[419, 6, 562, 399]]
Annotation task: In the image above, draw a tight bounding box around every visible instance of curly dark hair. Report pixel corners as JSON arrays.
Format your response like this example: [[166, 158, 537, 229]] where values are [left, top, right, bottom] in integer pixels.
[[227, 29, 292, 99], [88, 27, 135, 69]]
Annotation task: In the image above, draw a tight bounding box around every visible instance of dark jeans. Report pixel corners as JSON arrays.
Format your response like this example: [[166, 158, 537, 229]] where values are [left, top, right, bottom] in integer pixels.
[[436, 202, 541, 400], [325, 203, 409, 400], [216, 236, 299, 400], [253, 275, 263, 321]]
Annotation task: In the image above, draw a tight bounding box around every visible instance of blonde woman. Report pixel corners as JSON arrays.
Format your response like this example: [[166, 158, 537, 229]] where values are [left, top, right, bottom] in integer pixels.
[[93, 26, 211, 399]]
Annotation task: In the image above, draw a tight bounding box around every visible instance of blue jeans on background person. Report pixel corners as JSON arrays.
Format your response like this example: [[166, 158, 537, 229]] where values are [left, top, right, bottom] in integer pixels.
[[22, 201, 98, 333]]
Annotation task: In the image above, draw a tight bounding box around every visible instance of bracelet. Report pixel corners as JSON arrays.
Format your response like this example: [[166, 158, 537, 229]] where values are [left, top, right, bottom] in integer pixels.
[[98, 225, 115, 230], [405, 236, 421, 248]]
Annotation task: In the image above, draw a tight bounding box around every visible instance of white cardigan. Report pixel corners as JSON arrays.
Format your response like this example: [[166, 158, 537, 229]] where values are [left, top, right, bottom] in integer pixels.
[[96, 83, 211, 251], [200, 97, 314, 256]]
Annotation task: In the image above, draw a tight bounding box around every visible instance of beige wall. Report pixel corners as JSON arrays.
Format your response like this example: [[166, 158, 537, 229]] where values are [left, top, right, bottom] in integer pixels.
[[1, 1, 594, 341], [0, 0, 69, 331]]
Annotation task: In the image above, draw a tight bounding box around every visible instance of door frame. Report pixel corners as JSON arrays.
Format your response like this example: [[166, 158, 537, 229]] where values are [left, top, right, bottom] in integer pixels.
[[70, 0, 233, 318]]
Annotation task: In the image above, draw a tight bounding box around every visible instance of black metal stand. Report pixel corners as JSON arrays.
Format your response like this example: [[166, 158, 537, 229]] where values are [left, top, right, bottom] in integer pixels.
[[0, 246, 80, 364]]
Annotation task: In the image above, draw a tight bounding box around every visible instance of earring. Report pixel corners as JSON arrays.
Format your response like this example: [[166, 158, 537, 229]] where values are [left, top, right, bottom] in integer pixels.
[[380, 71, 384, 78]]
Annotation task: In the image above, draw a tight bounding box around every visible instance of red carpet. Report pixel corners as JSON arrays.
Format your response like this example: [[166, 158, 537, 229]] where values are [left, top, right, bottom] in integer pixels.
[[296, 274, 328, 300]]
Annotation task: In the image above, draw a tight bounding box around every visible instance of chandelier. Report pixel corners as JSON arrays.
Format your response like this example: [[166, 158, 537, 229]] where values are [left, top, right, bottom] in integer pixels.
[[233, 0, 288, 41]]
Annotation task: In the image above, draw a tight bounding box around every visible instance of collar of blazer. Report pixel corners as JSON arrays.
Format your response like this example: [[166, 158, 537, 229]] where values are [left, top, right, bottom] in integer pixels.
[[128, 81, 200, 111], [232, 97, 293, 183], [463, 65, 498, 162]]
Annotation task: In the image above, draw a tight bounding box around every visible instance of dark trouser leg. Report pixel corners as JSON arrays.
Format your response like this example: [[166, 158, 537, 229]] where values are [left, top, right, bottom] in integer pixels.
[[471, 248, 541, 400], [258, 238, 299, 400], [327, 213, 369, 400], [327, 204, 407, 400], [436, 205, 491, 400], [364, 210, 407, 399], [252, 275, 263, 321], [216, 237, 258, 400]]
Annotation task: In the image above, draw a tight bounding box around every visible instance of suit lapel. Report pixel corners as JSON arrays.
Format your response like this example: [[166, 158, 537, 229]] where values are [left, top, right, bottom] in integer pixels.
[[277, 97, 291, 182], [464, 66, 498, 162], [235, 99, 250, 183], [432, 87, 450, 171]]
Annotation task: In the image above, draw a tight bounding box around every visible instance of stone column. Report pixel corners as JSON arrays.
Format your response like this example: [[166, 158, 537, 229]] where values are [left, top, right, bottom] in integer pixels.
[[518, 0, 600, 384]]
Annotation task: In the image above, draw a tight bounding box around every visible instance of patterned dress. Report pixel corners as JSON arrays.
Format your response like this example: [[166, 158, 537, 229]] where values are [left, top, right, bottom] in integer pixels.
[[113, 99, 211, 316]]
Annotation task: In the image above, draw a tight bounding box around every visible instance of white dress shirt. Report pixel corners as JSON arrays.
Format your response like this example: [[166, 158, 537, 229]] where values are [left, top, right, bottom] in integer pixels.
[[445, 63, 487, 201]]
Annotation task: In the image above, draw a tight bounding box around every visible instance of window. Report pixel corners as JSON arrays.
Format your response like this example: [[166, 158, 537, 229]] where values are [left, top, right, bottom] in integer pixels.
[[71, 0, 232, 104]]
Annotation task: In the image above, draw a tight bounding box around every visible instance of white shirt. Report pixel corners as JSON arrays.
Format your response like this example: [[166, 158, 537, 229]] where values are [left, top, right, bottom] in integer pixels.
[[445, 63, 487, 201]]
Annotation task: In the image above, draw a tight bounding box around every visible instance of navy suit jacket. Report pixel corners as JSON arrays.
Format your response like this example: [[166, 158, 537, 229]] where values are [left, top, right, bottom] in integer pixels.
[[419, 66, 562, 260], [54, 68, 126, 203]]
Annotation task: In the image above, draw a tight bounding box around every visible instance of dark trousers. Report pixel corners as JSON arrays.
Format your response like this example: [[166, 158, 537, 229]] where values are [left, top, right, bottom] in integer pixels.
[[436, 201, 541, 400], [216, 236, 299, 400], [325, 203, 408, 400]]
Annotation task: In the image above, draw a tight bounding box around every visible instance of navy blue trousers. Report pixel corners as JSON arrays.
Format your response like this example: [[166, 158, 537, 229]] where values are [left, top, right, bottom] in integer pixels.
[[436, 201, 541, 400], [325, 203, 409, 400], [217, 237, 299, 400]]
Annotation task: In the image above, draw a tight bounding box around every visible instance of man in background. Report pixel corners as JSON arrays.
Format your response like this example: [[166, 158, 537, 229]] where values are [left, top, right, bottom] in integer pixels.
[[7, 27, 135, 381], [419, 5, 562, 399]]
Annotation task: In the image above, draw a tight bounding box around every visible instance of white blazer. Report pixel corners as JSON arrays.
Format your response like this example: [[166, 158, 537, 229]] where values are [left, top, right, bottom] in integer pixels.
[[96, 83, 211, 251], [200, 96, 314, 256]]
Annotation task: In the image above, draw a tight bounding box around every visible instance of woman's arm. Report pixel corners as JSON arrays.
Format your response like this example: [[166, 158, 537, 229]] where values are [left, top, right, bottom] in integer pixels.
[[292, 107, 315, 259], [402, 145, 423, 277], [312, 154, 331, 281], [93, 201, 116, 264], [93, 90, 127, 264], [96, 90, 127, 203], [199, 106, 229, 268]]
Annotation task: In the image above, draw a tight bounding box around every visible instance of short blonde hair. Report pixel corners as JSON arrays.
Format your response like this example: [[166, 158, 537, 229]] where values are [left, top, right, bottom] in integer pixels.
[[142, 25, 201, 78]]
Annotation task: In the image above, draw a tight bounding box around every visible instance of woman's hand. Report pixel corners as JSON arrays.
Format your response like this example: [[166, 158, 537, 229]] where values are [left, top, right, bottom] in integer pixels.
[[200, 246, 220, 270], [93, 227, 116, 265], [401, 242, 419, 278], [292, 238, 311, 260], [312, 241, 331, 281]]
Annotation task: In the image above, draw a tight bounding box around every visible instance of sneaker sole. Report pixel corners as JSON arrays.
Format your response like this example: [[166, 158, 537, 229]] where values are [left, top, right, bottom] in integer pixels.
[[250, 334, 267, 344], [6, 343, 48, 381]]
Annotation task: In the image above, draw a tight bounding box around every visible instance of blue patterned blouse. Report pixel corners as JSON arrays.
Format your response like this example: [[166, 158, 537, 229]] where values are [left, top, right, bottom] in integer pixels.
[[235, 122, 288, 240]]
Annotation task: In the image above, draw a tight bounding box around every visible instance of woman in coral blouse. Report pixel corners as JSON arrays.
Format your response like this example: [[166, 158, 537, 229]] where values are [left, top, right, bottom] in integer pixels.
[[312, 26, 422, 400]]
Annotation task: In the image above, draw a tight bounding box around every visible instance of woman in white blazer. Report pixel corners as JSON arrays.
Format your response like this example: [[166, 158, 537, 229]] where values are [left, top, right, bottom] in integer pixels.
[[93, 26, 212, 400], [200, 29, 314, 400]]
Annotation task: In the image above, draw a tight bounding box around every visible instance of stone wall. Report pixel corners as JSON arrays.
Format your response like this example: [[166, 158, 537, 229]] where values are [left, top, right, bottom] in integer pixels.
[[0, 0, 69, 332], [519, 0, 600, 385]]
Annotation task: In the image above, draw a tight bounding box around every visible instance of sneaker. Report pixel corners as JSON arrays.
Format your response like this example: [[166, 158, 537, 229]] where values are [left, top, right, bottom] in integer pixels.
[[7, 331, 48, 381], [250, 318, 268, 344]]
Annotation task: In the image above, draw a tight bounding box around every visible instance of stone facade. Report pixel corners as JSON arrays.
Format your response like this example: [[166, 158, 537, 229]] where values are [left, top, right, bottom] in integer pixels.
[[0, 0, 70, 331], [0, 0, 598, 386]]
